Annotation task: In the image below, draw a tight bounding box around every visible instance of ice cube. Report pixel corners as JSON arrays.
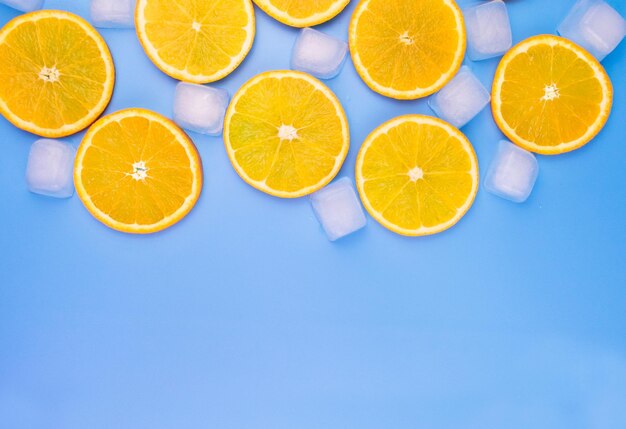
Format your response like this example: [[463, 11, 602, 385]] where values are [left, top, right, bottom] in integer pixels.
[[291, 28, 348, 79], [484, 141, 539, 203], [90, 0, 136, 29], [25, 139, 75, 199], [173, 82, 229, 136], [0, 0, 43, 12], [428, 66, 490, 128], [464, 0, 513, 61], [557, 0, 626, 61], [310, 177, 367, 241]]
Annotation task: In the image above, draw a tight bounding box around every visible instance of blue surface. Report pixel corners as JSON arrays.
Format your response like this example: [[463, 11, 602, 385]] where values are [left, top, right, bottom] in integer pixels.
[[1, 0, 626, 427]]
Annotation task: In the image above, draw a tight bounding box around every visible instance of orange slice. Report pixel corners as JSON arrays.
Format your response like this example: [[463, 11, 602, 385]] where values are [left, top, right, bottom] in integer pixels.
[[74, 108, 203, 234], [224, 70, 349, 198], [349, 0, 465, 99], [135, 0, 255, 84], [492, 35, 613, 155], [252, 0, 350, 27], [0, 10, 114, 137], [356, 115, 478, 236]]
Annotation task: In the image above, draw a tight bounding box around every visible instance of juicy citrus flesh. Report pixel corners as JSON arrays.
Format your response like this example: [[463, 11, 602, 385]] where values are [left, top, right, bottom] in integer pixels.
[[224, 70, 349, 198], [492, 35, 613, 155], [75, 108, 203, 234], [356, 115, 478, 236], [135, 0, 255, 83], [253, 0, 350, 27], [0, 10, 114, 137], [349, 0, 466, 100]]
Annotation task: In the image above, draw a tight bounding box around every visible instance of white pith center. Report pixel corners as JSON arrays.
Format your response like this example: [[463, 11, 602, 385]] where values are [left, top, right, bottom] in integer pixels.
[[278, 124, 298, 141], [191, 21, 201, 32], [400, 31, 414, 45], [39, 66, 60, 83], [129, 161, 149, 181], [541, 83, 560, 101], [408, 166, 423, 182]]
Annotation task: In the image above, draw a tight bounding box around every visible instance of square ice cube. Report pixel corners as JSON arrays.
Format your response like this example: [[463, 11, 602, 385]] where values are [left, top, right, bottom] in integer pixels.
[[428, 66, 490, 128], [0, 0, 43, 12], [557, 0, 626, 61], [90, 0, 136, 29], [464, 0, 513, 61], [310, 177, 367, 241], [291, 28, 348, 79], [484, 141, 539, 203], [26, 139, 75, 199], [173, 82, 230, 136]]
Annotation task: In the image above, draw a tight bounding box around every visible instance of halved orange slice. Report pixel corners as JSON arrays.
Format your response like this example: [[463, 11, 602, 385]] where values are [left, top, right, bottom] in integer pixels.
[[75, 108, 203, 234], [492, 35, 613, 155], [253, 0, 350, 27], [0, 10, 114, 137], [135, 0, 255, 83], [356, 115, 478, 236], [224, 70, 349, 198], [349, 0, 465, 99]]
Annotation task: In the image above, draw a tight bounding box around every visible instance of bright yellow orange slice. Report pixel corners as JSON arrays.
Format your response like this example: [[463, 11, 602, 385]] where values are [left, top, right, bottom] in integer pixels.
[[135, 0, 255, 83], [253, 0, 350, 27], [224, 70, 349, 198], [0, 10, 114, 137], [356, 115, 478, 236], [492, 35, 613, 155], [349, 0, 465, 100], [75, 108, 203, 234]]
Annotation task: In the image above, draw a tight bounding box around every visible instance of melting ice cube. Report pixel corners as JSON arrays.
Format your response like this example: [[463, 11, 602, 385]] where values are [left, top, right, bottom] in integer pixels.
[[428, 66, 491, 129], [90, 0, 136, 29], [25, 139, 75, 199], [0, 0, 43, 12], [484, 141, 539, 203], [173, 82, 230, 136], [557, 0, 626, 61], [291, 28, 348, 79], [310, 177, 367, 241], [464, 0, 513, 61]]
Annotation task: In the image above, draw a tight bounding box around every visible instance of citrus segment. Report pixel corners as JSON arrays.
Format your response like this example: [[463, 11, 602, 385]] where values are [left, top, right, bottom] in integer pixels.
[[224, 70, 349, 198], [75, 108, 203, 234], [0, 10, 114, 137], [253, 0, 350, 27], [349, 0, 465, 99], [356, 115, 478, 236], [492, 35, 613, 155], [135, 0, 255, 83]]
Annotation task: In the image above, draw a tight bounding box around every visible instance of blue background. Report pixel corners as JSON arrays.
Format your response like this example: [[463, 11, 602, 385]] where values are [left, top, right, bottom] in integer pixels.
[[1, 0, 626, 427]]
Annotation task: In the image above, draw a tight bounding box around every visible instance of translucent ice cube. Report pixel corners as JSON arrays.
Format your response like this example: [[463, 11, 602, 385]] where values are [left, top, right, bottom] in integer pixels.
[[90, 0, 136, 29], [0, 0, 43, 12], [428, 66, 490, 128], [25, 139, 75, 199], [173, 82, 229, 136], [464, 0, 513, 61], [484, 141, 539, 203], [310, 177, 367, 241], [291, 28, 348, 79], [557, 0, 626, 61]]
